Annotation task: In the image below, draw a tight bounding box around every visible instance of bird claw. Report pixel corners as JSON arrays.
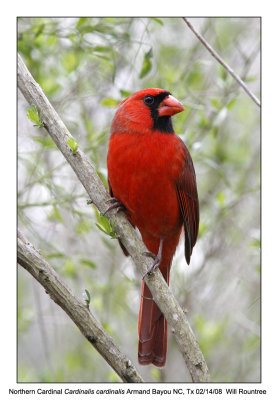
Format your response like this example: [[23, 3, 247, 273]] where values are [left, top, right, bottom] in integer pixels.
[[142, 260, 160, 279], [142, 257, 161, 280], [103, 197, 126, 215], [142, 251, 156, 260], [142, 238, 164, 279]]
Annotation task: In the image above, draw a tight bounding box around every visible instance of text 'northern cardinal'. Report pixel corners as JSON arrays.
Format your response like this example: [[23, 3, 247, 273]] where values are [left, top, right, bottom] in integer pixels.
[[107, 88, 199, 367]]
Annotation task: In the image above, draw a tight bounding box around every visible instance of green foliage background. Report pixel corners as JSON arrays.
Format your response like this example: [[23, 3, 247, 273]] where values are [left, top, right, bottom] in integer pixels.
[[17, 17, 260, 383]]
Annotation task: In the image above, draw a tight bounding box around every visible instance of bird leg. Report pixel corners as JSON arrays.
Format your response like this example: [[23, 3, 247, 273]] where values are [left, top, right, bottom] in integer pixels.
[[103, 197, 126, 215], [143, 237, 164, 279]]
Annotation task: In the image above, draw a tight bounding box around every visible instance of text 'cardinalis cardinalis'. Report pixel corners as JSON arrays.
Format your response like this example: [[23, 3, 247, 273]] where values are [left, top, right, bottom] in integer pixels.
[[107, 88, 199, 367]]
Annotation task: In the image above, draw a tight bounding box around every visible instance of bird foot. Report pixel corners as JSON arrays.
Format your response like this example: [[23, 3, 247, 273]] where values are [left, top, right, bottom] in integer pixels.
[[142, 254, 161, 279], [103, 197, 126, 215], [142, 237, 164, 279]]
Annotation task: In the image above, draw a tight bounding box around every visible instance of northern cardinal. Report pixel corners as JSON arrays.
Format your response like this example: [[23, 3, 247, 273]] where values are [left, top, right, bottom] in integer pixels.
[[107, 88, 199, 367]]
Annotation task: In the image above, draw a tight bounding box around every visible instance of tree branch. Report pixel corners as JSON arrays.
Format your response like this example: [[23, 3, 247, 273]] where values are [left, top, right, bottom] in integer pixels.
[[17, 53, 210, 382], [183, 17, 261, 108], [17, 230, 143, 383]]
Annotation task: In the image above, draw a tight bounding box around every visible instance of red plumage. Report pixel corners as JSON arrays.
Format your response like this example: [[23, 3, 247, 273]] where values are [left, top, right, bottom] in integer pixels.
[[107, 88, 199, 367]]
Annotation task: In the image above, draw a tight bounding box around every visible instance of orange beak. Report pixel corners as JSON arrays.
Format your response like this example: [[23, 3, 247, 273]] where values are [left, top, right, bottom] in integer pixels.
[[158, 95, 185, 117]]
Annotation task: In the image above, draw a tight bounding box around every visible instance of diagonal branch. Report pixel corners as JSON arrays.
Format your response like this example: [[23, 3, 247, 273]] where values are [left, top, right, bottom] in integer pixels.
[[17, 53, 210, 382], [183, 17, 261, 108], [17, 229, 143, 383]]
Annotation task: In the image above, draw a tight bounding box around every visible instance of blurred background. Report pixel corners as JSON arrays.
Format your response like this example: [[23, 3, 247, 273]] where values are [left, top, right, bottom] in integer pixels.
[[17, 17, 260, 383]]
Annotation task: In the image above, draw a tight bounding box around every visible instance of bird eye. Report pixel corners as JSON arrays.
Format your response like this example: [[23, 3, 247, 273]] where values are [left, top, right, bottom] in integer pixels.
[[144, 95, 154, 105]]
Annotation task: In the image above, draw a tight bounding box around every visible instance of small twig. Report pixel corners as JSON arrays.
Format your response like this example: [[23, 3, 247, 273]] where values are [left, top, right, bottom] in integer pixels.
[[183, 18, 261, 108], [17, 229, 143, 383]]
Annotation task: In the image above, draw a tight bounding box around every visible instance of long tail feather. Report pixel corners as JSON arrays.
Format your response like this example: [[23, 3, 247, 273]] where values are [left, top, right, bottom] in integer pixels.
[[138, 267, 170, 367]]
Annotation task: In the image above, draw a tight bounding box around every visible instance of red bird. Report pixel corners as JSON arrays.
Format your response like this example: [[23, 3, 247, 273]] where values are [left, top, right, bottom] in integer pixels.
[[107, 88, 199, 367]]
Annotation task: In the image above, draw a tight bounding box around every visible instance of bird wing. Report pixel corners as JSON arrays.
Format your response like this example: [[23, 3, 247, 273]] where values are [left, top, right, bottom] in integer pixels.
[[176, 144, 199, 264]]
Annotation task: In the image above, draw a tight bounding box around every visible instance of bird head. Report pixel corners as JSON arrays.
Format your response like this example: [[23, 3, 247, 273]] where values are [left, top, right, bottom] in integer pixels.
[[111, 88, 184, 135]]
